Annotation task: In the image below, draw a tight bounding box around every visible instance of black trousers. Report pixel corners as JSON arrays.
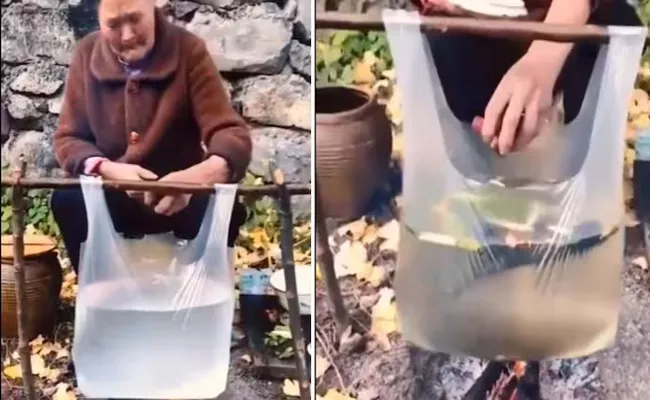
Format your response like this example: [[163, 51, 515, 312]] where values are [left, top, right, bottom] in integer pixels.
[[50, 188, 247, 273], [428, 0, 642, 125]]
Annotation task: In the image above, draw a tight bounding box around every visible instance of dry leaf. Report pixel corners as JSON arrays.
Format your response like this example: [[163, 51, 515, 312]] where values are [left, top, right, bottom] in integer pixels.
[[632, 256, 648, 271], [371, 288, 398, 337], [52, 383, 77, 400], [282, 379, 301, 397], [338, 218, 369, 241], [353, 51, 378, 84], [318, 388, 357, 400], [361, 224, 379, 245], [315, 354, 331, 379], [334, 240, 369, 278], [377, 220, 399, 252], [3, 364, 22, 379], [368, 266, 387, 287], [354, 262, 375, 281], [30, 354, 46, 376], [240, 354, 252, 363], [44, 367, 62, 382], [55, 347, 71, 360]]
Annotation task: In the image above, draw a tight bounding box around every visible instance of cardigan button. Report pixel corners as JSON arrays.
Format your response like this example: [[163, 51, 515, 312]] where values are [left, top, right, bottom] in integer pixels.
[[129, 131, 140, 144]]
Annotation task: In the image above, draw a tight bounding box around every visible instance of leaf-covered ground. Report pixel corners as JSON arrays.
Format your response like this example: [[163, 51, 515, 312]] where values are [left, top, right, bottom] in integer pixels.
[[1, 205, 312, 399]]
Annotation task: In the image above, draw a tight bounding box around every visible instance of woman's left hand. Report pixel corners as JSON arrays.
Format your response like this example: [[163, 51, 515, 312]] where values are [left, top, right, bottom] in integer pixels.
[[475, 52, 558, 155]]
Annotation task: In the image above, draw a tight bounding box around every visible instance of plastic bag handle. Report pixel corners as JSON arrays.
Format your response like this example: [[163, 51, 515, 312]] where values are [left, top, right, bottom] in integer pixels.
[[79, 176, 237, 253]]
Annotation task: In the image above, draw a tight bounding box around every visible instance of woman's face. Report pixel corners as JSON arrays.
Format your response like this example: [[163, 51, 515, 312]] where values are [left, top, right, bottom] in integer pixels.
[[98, 0, 156, 64]]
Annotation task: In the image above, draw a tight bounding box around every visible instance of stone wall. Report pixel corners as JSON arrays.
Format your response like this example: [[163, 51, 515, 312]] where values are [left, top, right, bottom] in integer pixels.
[[0, 0, 312, 188]]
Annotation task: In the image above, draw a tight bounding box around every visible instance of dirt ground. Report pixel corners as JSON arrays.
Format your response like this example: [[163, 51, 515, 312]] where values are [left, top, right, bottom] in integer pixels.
[[1, 302, 284, 400], [315, 224, 650, 400]]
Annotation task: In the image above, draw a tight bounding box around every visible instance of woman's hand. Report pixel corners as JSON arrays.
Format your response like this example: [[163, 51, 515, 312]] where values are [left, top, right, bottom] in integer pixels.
[[97, 160, 158, 200], [145, 156, 231, 216], [475, 51, 557, 155]]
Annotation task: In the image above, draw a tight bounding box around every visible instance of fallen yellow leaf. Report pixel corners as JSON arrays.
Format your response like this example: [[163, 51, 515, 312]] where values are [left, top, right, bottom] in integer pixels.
[[337, 218, 368, 241], [354, 262, 374, 281], [3, 364, 22, 379], [282, 379, 301, 397], [52, 383, 77, 400], [315, 354, 331, 379], [30, 354, 46, 376], [377, 220, 399, 252], [361, 224, 379, 245], [318, 388, 356, 399], [368, 266, 387, 287], [371, 288, 398, 337]]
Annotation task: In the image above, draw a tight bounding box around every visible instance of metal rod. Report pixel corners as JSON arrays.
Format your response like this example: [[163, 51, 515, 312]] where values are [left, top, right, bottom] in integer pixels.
[[272, 168, 311, 400], [0, 176, 310, 197], [11, 157, 37, 400], [316, 11, 645, 43], [315, 181, 350, 336]]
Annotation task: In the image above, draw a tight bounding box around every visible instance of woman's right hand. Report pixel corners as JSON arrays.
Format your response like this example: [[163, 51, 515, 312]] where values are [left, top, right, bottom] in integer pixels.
[[97, 161, 158, 200]]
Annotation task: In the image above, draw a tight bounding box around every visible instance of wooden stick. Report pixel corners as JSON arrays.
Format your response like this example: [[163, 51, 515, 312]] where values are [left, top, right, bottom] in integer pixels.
[[0, 176, 310, 197], [315, 180, 350, 336], [11, 157, 37, 400], [271, 167, 311, 400], [316, 11, 649, 43]]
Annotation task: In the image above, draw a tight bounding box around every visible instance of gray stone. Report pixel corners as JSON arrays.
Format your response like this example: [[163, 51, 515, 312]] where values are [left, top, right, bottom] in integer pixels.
[[9, 63, 66, 96], [48, 94, 63, 115], [1, 106, 10, 143], [289, 40, 310, 77], [1, 130, 58, 174], [295, 0, 312, 42], [1, 5, 75, 65], [195, 0, 238, 8], [23, 0, 64, 8], [185, 4, 292, 74], [174, 1, 200, 20], [283, 0, 298, 20], [234, 74, 310, 130], [7, 94, 39, 120], [249, 126, 311, 184]]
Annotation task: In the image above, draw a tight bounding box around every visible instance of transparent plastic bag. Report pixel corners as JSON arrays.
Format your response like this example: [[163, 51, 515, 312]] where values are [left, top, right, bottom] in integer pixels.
[[73, 175, 237, 399], [383, 9, 647, 360]]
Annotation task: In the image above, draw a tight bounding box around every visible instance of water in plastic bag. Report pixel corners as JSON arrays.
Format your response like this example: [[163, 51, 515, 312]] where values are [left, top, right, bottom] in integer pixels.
[[73, 176, 237, 399], [383, 10, 647, 360]]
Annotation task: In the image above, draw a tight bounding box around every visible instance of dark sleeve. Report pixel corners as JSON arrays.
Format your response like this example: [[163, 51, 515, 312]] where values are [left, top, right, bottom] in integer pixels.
[[186, 37, 252, 183], [53, 42, 105, 176]]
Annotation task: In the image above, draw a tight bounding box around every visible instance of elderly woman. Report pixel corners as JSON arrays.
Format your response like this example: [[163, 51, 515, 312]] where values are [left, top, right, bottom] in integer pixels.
[[51, 0, 250, 272]]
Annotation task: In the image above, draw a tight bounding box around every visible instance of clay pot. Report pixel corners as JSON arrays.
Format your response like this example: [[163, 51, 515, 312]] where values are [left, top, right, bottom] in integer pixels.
[[1, 234, 63, 340], [316, 86, 392, 221]]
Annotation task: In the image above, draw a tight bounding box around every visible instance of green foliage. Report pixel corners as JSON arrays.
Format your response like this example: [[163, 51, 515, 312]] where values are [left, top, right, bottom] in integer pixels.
[[1, 187, 61, 240], [316, 30, 393, 85]]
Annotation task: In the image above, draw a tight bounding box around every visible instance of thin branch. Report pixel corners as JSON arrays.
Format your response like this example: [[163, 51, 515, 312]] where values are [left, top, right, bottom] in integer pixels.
[[0, 176, 310, 197], [315, 11, 650, 43]]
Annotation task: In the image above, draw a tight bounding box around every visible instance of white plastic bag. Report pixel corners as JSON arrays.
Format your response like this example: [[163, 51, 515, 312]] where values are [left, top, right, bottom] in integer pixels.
[[73, 175, 237, 399], [383, 9, 647, 360]]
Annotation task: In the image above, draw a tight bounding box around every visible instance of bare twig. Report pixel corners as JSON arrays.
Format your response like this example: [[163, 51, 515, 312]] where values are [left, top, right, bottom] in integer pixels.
[[315, 329, 348, 395], [11, 157, 37, 400], [0, 176, 310, 197], [316, 11, 650, 43], [315, 181, 350, 336], [271, 167, 311, 400]]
